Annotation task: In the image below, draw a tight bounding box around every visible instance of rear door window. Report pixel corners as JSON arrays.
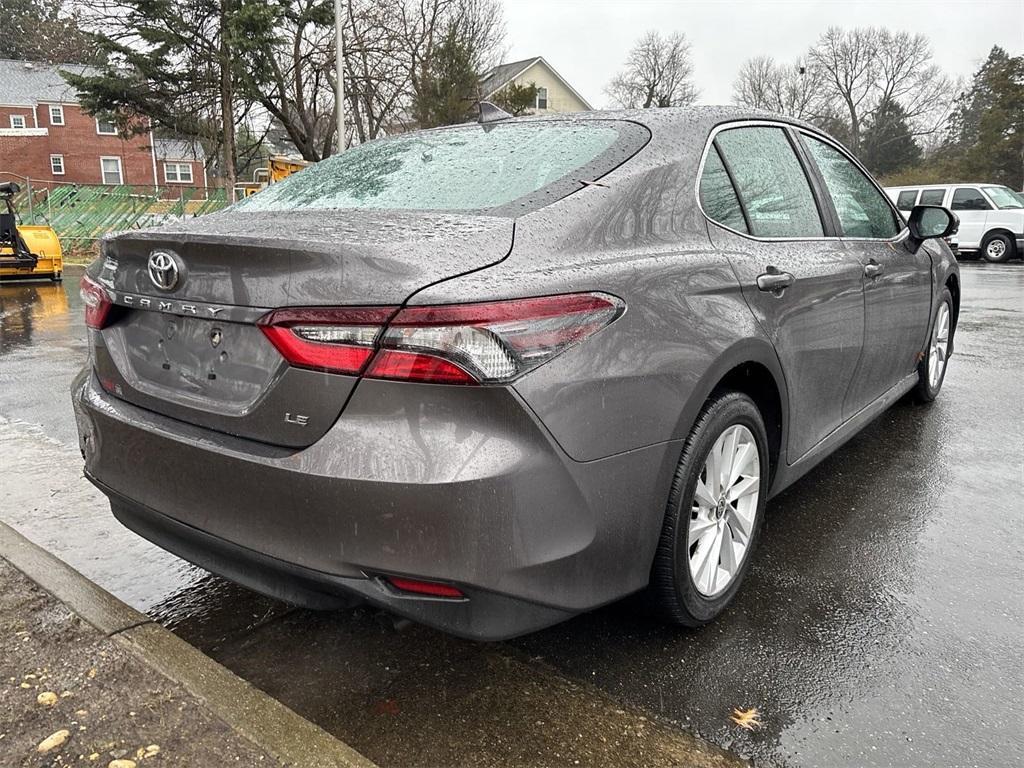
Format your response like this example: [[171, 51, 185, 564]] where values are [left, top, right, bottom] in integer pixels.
[[896, 190, 919, 210], [801, 134, 901, 239], [919, 188, 946, 205], [234, 121, 648, 214], [699, 145, 748, 233], [714, 127, 824, 238], [950, 187, 991, 211]]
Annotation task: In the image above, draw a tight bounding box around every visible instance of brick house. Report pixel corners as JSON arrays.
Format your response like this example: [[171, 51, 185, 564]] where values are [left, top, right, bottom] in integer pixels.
[[0, 59, 206, 190]]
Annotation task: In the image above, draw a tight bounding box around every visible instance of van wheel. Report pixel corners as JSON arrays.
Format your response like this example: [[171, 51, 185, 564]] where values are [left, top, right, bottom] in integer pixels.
[[913, 288, 953, 402], [981, 233, 1013, 263], [647, 392, 769, 626]]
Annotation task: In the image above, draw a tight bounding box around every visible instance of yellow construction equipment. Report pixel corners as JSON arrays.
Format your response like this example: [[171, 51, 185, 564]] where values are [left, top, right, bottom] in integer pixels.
[[0, 182, 63, 282], [233, 155, 311, 200]]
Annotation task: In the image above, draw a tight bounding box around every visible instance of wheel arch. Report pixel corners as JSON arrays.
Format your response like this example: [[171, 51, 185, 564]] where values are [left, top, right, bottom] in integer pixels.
[[945, 271, 960, 353], [981, 227, 1017, 253], [673, 338, 789, 486]]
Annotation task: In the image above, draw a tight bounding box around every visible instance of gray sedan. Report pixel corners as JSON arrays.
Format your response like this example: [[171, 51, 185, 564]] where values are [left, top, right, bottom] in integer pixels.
[[73, 107, 960, 639]]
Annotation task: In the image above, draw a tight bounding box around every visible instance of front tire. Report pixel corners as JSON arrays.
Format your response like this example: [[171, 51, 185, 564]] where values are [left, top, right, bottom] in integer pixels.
[[647, 392, 770, 626], [913, 288, 952, 402], [981, 233, 1013, 263]]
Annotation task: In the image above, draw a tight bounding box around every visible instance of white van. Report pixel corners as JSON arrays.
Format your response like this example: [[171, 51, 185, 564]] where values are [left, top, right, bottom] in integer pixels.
[[885, 183, 1024, 262]]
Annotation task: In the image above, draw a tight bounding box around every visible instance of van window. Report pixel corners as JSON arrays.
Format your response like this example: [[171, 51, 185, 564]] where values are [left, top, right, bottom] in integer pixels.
[[950, 187, 990, 211], [699, 145, 748, 233], [919, 189, 946, 205], [896, 190, 918, 210], [714, 127, 823, 238]]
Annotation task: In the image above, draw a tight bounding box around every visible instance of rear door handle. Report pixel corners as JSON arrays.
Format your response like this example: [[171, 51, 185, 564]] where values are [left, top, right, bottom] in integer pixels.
[[756, 268, 795, 294], [864, 260, 884, 279]]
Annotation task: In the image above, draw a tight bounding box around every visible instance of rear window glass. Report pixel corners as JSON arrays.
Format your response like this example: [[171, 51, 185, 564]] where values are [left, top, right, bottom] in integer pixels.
[[715, 127, 823, 238], [699, 145, 748, 233], [896, 190, 918, 210], [235, 122, 634, 213], [920, 189, 945, 205]]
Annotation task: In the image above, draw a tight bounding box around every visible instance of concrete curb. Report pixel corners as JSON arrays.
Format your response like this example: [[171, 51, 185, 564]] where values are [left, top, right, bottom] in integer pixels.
[[0, 520, 378, 768]]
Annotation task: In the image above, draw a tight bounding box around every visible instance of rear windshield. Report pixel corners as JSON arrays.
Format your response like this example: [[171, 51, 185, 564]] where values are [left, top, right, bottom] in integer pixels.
[[235, 121, 644, 213]]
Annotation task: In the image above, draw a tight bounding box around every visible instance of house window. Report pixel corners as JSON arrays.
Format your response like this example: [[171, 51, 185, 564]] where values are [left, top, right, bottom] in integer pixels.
[[100, 156, 124, 185], [48, 105, 64, 125], [163, 162, 194, 184], [536, 86, 548, 110], [9, 115, 26, 129], [96, 118, 117, 135], [50, 155, 65, 175]]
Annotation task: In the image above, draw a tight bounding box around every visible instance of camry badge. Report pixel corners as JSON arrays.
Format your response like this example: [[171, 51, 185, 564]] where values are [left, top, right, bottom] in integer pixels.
[[148, 250, 180, 291]]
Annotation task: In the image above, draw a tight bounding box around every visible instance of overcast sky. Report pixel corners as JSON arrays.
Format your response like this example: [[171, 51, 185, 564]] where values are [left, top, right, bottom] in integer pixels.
[[500, 0, 1024, 108]]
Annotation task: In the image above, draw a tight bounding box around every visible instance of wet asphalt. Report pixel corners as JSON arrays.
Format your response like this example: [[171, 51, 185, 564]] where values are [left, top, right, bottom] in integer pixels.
[[1, 263, 1022, 767]]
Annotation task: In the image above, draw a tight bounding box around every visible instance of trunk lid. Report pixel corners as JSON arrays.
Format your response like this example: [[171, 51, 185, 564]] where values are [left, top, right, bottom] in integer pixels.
[[94, 209, 513, 447]]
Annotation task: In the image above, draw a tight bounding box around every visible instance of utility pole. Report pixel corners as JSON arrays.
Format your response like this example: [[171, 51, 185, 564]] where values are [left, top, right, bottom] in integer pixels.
[[334, 0, 345, 152]]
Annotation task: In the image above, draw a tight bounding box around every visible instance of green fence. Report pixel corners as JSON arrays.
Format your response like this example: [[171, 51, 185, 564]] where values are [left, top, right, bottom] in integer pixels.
[[7, 179, 230, 241]]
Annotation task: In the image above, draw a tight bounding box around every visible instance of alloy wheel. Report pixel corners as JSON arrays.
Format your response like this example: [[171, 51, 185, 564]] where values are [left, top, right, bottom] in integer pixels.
[[929, 301, 951, 389], [688, 424, 761, 597]]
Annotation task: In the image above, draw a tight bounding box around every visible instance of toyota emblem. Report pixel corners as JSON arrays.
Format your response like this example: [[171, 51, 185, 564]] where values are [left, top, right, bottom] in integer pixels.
[[147, 250, 180, 291]]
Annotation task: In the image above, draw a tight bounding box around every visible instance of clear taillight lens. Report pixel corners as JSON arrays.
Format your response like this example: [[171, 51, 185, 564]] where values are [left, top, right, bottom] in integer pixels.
[[372, 292, 625, 384], [257, 307, 394, 375], [80, 273, 113, 329], [257, 293, 625, 384]]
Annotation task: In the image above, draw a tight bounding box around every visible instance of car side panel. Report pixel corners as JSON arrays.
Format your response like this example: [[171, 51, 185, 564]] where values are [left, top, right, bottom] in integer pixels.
[[842, 237, 933, 414], [408, 155, 771, 463], [709, 224, 866, 462]]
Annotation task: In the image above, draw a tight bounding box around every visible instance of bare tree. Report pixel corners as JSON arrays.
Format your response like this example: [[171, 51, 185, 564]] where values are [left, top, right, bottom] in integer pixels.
[[806, 26, 952, 151], [605, 31, 697, 109], [732, 55, 823, 120]]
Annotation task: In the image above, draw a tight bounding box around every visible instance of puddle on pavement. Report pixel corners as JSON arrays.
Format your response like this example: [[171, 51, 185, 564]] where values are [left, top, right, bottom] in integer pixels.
[[3, 265, 1023, 768]]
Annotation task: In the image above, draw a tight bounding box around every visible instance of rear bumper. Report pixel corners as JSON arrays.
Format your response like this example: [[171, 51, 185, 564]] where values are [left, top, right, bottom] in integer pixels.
[[73, 369, 678, 639]]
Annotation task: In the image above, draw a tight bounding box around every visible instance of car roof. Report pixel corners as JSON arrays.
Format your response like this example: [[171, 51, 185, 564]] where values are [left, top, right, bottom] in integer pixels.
[[417, 105, 824, 147], [885, 183, 1006, 190]]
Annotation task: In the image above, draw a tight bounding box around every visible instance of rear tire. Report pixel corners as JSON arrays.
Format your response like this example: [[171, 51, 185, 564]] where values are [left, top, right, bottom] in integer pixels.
[[913, 288, 953, 403], [647, 392, 770, 626], [981, 233, 1013, 263]]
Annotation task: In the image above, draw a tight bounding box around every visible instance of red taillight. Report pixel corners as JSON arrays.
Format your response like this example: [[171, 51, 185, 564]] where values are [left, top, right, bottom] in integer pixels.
[[257, 292, 625, 384], [80, 274, 113, 329], [257, 307, 395, 375], [365, 349, 476, 384], [379, 292, 625, 383], [386, 576, 465, 599]]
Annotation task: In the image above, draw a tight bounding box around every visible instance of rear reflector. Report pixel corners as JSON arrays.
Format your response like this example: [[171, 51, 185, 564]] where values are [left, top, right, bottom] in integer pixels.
[[386, 576, 465, 599], [257, 292, 625, 384], [80, 274, 114, 330]]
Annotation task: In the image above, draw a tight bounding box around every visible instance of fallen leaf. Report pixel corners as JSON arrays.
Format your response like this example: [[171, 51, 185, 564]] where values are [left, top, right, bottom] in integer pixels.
[[730, 707, 763, 731], [37, 691, 59, 707], [143, 744, 160, 758], [372, 698, 400, 716], [108, 760, 137, 768], [37, 728, 70, 753]]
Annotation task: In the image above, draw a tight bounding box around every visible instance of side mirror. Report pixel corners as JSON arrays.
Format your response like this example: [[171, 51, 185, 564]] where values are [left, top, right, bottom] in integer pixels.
[[908, 205, 958, 243]]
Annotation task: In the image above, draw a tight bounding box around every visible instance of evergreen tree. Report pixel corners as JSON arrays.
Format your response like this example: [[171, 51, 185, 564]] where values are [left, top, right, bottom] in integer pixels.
[[0, 0, 98, 64], [411, 25, 478, 128], [946, 46, 1024, 188], [493, 81, 539, 116], [860, 99, 922, 177]]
